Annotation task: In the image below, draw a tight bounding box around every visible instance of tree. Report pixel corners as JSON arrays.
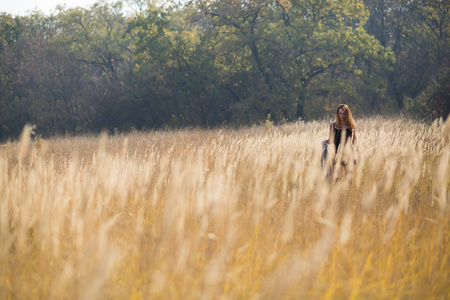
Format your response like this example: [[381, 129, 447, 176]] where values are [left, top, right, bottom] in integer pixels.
[[0, 13, 30, 139], [0, 0, 443, 138], [55, 1, 133, 130], [190, 0, 393, 122], [364, 0, 449, 116]]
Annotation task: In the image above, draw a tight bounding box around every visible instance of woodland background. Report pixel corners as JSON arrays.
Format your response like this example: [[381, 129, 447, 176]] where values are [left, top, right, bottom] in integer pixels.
[[0, 0, 448, 139]]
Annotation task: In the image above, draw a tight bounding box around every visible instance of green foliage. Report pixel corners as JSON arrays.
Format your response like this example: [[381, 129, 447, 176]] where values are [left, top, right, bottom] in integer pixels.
[[364, 0, 449, 115], [406, 61, 450, 121], [264, 113, 273, 129], [0, 0, 445, 139]]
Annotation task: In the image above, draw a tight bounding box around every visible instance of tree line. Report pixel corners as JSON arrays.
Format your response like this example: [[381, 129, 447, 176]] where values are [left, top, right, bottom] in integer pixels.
[[0, 0, 448, 139]]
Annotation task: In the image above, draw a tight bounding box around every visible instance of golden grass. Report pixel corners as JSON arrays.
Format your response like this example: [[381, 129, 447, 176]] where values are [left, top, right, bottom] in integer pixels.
[[0, 116, 449, 299]]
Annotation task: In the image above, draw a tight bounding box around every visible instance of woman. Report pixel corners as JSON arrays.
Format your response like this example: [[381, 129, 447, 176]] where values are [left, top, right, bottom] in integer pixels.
[[322, 104, 357, 178]]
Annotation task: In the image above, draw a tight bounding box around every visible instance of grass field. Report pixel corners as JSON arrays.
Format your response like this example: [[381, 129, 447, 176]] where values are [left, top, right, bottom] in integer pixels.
[[1, 116, 449, 299]]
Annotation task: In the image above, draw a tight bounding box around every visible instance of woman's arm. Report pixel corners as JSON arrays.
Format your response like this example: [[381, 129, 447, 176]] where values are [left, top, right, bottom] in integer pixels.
[[323, 122, 334, 146], [352, 129, 357, 146], [328, 122, 334, 144]]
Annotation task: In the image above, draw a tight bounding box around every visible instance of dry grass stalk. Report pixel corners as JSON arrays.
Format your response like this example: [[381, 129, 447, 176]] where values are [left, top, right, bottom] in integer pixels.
[[0, 116, 449, 299]]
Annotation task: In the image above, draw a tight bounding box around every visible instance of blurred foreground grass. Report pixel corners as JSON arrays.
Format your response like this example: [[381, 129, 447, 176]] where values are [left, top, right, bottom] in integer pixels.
[[0, 116, 449, 299]]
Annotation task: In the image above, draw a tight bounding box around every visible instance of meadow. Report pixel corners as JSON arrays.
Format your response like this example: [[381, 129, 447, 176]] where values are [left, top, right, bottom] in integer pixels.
[[0, 116, 449, 299]]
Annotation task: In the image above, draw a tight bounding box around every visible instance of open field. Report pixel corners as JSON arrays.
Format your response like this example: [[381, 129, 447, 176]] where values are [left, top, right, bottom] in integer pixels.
[[1, 116, 449, 299]]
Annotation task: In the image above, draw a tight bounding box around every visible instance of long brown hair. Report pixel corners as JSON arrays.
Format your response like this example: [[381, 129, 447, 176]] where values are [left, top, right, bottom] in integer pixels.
[[335, 104, 355, 131]]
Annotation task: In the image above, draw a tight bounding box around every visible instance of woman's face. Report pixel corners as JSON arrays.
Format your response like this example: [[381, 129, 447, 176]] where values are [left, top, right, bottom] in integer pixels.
[[338, 108, 347, 122]]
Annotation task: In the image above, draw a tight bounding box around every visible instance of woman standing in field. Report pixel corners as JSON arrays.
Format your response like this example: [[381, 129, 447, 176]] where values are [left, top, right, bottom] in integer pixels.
[[322, 104, 357, 179]]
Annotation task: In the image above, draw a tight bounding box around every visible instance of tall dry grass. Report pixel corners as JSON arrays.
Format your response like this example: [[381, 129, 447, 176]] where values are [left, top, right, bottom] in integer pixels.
[[0, 116, 449, 299]]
